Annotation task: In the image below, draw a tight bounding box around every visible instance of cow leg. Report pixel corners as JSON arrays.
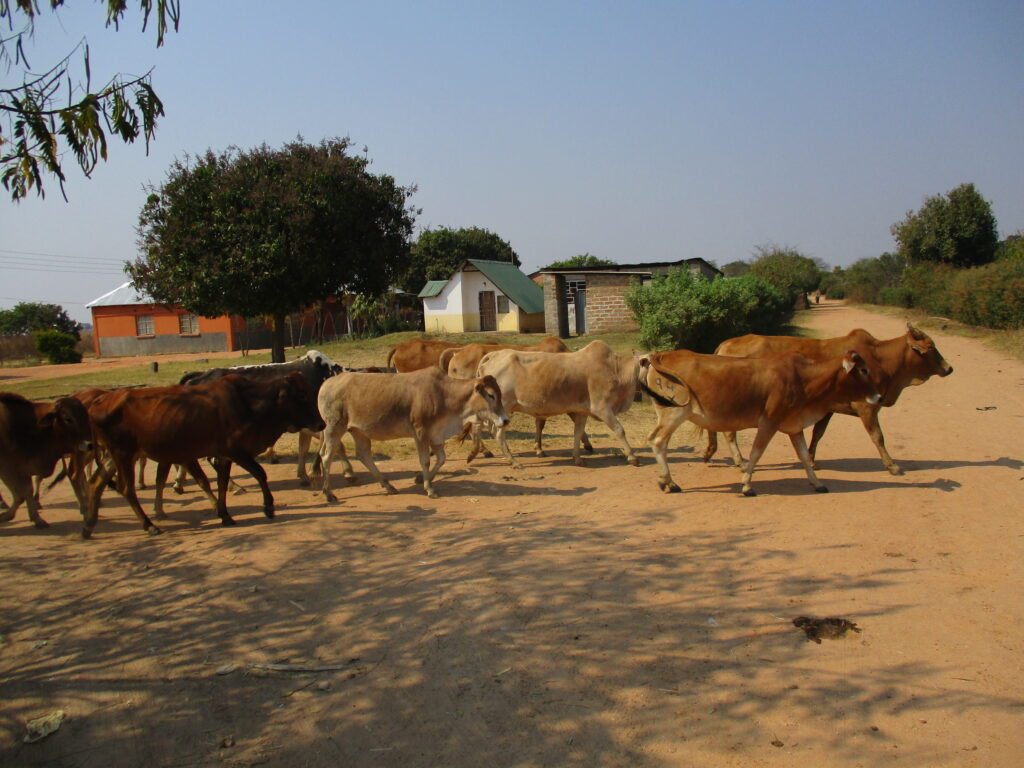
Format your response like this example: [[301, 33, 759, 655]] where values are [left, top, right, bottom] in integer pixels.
[[594, 408, 640, 467], [114, 456, 163, 534], [570, 413, 589, 466], [534, 417, 547, 457], [173, 463, 187, 494], [723, 432, 745, 467], [0, 475, 40, 526], [83, 462, 117, 539], [320, 425, 355, 503], [465, 423, 487, 464], [739, 424, 777, 497], [137, 456, 147, 489], [232, 454, 275, 519], [647, 404, 689, 492], [789, 431, 828, 493], [703, 431, 718, 463], [153, 462, 173, 519], [351, 432, 397, 495], [414, 438, 446, 498], [213, 459, 237, 525], [493, 421, 522, 468], [854, 402, 901, 475], [296, 429, 315, 486], [807, 412, 834, 470]]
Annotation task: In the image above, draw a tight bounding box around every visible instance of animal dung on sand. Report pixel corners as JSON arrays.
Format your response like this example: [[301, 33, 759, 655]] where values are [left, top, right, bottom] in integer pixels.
[[793, 616, 862, 643]]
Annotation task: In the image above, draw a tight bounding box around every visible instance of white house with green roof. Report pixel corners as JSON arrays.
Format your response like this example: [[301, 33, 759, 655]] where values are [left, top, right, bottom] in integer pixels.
[[418, 259, 546, 333]]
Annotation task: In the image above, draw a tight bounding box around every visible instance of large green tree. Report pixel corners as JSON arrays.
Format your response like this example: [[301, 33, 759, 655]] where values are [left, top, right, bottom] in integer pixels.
[[545, 253, 616, 269], [0, 300, 80, 337], [890, 183, 999, 268], [748, 245, 822, 304], [129, 137, 417, 362], [400, 226, 519, 294], [1, 0, 179, 201]]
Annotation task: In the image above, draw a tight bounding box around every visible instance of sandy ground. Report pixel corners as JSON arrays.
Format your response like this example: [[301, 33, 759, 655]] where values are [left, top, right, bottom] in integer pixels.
[[1, 302, 1023, 767]]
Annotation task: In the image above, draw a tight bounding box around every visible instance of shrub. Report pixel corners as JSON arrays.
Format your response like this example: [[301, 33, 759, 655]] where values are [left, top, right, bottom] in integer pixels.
[[33, 330, 82, 364], [899, 263, 957, 316], [625, 269, 790, 352], [949, 259, 1024, 329]]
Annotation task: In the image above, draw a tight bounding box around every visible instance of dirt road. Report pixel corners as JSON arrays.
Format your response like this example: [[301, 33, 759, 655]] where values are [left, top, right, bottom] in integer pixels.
[[2, 302, 1022, 767]]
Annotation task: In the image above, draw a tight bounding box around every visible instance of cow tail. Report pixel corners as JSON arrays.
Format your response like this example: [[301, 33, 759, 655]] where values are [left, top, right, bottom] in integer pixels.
[[386, 346, 397, 371], [456, 422, 473, 444]]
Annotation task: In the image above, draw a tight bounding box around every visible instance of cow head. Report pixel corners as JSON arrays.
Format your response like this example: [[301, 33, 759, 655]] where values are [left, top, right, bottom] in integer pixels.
[[905, 324, 953, 383], [464, 374, 509, 429], [840, 350, 882, 405], [276, 372, 327, 433], [44, 396, 94, 452], [306, 350, 344, 379]]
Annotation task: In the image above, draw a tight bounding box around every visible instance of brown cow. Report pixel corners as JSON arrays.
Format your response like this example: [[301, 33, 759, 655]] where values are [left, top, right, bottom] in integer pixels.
[[386, 338, 464, 372], [472, 340, 641, 467], [708, 324, 953, 474], [640, 349, 881, 496], [0, 393, 93, 529], [84, 372, 324, 538], [440, 336, 593, 457], [318, 368, 508, 500]]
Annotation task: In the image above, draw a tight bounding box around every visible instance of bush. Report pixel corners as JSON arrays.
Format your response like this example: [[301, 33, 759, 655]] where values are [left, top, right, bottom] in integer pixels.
[[949, 259, 1024, 329], [33, 330, 82, 364], [625, 270, 790, 352], [899, 263, 957, 316]]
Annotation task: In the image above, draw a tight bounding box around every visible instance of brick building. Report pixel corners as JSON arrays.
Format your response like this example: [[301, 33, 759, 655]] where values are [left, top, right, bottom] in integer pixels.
[[534, 258, 722, 337]]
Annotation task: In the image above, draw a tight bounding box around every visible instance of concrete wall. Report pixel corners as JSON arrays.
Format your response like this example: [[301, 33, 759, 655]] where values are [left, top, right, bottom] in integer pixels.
[[98, 332, 231, 357], [91, 305, 237, 357]]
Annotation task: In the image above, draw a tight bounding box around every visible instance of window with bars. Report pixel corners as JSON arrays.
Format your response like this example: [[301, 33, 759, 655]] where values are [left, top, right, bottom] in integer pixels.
[[178, 313, 199, 335], [136, 315, 154, 336], [496, 295, 510, 314], [566, 279, 586, 303]]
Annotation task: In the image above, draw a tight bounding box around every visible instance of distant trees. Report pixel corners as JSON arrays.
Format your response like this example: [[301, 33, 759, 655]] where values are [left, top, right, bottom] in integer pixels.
[[400, 227, 519, 294], [1, 1, 180, 201], [130, 137, 417, 362], [748, 245, 822, 304], [0, 302, 81, 338], [545, 253, 616, 269], [720, 260, 751, 277], [891, 183, 998, 268]]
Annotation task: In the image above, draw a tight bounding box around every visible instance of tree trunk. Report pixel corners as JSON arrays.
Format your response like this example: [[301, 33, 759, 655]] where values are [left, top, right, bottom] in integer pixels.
[[271, 312, 287, 363]]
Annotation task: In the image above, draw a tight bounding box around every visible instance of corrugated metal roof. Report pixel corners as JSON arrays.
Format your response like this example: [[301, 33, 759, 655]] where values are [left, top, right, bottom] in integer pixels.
[[418, 280, 448, 298], [465, 260, 544, 314], [85, 281, 153, 308]]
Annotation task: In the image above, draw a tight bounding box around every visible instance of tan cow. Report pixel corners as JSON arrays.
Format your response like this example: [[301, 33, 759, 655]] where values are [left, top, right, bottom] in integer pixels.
[[639, 349, 881, 496], [386, 338, 464, 372], [0, 393, 93, 529], [317, 368, 508, 500], [471, 340, 641, 467], [440, 336, 593, 457], [707, 324, 953, 474]]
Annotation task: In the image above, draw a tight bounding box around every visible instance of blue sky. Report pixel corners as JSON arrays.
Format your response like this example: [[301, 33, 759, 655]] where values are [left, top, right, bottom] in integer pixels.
[[2, 0, 1022, 323]]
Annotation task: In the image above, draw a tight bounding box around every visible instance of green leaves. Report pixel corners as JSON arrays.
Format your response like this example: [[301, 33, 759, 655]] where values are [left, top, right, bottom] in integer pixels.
[[891, 183, 998, 268]]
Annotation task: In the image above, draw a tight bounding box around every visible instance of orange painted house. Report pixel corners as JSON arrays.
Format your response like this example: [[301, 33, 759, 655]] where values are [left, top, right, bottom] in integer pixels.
[[86, 282, 270, 357]]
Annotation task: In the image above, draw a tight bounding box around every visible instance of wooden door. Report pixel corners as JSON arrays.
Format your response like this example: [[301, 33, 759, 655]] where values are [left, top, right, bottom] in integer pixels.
[[478, 291, 496, 331]]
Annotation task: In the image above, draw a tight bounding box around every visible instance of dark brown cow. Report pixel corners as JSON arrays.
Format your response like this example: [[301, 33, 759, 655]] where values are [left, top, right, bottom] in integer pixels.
[[84, 372, 324, 538], [708, 324, 953, 474], [0, 393, 92, 528], [640, 349, 881, 496], [386, 339, 464, 372], [440, 336, 592, 457]]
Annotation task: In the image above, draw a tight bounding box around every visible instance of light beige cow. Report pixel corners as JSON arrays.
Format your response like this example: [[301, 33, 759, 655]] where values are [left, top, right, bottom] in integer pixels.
[[471, 340, 641, 467], [317, 368, 508, 500], [440, 336, 593, 458]]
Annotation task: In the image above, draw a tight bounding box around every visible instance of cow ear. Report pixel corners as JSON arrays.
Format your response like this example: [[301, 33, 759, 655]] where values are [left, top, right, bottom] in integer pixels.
[[842, 353, 856, 373]]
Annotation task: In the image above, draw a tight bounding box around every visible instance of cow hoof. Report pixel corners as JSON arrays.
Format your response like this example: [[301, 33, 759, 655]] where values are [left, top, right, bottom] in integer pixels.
[[887, 465, 903, 476], [483, 450, 494, 459], [426, 489, 439, 499], [32, 519, 50, 529], [298, 478, 310, 488], [584, 444, 594, 454], [344, 475, 358, 485], [659, 482, 680, 494], [535, 450, 546, 458], [628, 457, 640, 467], [383, 484, 398, 495], [220, 517, 236, 527], [574, 458, 585, 467], [147, 526, 163, 535], [264, 508, 275, 519], [814, 486, 829, 494], [742, 488, 757, 497], [414, 473, 424, 485], [81, 529, 93, 540], [155, 511, 167, 520], [173, 486, 185, 495], [323, 491, 338, 503]]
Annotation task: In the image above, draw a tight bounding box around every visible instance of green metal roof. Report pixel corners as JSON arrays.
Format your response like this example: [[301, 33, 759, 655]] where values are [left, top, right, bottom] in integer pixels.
[[418, 280, 448, 298], [465, 260, 544, 314]]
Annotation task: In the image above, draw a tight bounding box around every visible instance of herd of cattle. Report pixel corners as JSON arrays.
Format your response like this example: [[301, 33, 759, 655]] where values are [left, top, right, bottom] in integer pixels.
[[0, 324, 952, 538]]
